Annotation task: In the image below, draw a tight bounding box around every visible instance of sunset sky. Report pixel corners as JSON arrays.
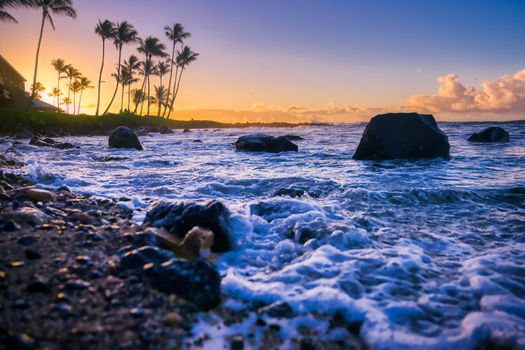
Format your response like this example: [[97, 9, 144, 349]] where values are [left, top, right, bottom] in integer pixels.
[[1, 0, 525, 122]]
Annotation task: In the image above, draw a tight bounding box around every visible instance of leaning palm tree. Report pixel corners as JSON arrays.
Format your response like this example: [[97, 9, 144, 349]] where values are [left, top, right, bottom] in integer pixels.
[[134, 36, 167, 116], [137, 59, 156, 116], [47, 87, 61, 106], [167, 46, 199, 118], [94, 19, 115, 116], [131, 88, 144, 113], [102, 21, 138, 115], [77, 76, 93, 114], [64, 65, 80, 114], [29, 0, 77, 101], [163, 23, 190, 117], [152, 85, 168, 117], [70, 80, 81, 114], [156, 60, 170, 90], [0, 0, 30, 23], [51, 58, 67, 109]]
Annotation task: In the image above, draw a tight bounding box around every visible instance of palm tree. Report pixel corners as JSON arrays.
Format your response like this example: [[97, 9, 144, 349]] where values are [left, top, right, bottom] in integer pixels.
[[131, 88, 144, 113], [152, 85, 168, 117], [0, 0, 29, 23], [47, 87, 61, 106], [64, 65, 80, 114], [156, 60, 170, 90], [163, 23, 190, 117], [94, 19, 115, 116], [137, 58, 156, 116], [70, 80, 81, 114], [51, 58, 67, 109], [135, 36, 167, 116], [30, 82, 45, 99], [29, 0, 77, 101], [167, 46, 199, 118], [103, 21, 138, 115], [62, 96, 72, 110], [122, 55, 140, 112], [77, 76, 93, 114]]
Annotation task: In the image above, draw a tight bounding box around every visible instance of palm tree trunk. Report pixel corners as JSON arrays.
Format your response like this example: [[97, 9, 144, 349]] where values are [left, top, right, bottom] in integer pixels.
[[67, 78, 72, 114], [127, 85, 131, 111], [30, 10, 46, 107], [73, 91, 77, 115], [103, 46, 123, 115], [138, 75, 146, 116], [147, 74, 151, 116], [78, 89, 83, 115], [57, 73, 61, 109], [171, 68, 185, 113], [167, 65, 180, 118], [95, 39, 105, 116], [163, 41, 176, 118], [120, 82, 125, 112], [133, 55, 148, 115]]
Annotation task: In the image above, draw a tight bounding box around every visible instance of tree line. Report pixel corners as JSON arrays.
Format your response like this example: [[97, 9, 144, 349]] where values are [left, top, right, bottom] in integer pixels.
[[0, 0, 198, 118]]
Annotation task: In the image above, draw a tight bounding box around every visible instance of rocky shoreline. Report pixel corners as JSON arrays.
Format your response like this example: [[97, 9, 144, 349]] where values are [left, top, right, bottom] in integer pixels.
[[0, 150, 367, 349]]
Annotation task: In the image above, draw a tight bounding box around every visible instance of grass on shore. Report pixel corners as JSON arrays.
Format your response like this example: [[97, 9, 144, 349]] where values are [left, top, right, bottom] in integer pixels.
[[0, 109, 304, 136]]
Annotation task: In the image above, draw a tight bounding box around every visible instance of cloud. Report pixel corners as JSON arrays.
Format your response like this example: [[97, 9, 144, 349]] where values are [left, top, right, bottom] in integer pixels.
[[407, 68, 525, 113]]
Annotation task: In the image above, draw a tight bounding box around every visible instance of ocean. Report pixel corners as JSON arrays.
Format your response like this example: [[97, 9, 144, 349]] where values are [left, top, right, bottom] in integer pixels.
[[11, 121, 525, 349]]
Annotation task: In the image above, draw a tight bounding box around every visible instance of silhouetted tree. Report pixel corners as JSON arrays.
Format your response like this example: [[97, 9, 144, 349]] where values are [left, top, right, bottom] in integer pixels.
[[64, 65, 80, 114], [168, 45, 198, 117], [30, 82, 45, 99], [0, 0, 30, 23], [94, 19, 115, 116], [122, 55, 140, 112], [77, 76, 93, 114], [51, 58, 67, 109]]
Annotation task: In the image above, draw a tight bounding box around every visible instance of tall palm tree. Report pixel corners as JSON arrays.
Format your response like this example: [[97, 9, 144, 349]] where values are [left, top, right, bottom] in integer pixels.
[[122, 55, 140, 112], [137, 58, 155, 116], [64, 65, 80, 114], [51, 58, 67, 109], [131, 88, 144, 113], [167, 46, 199, 118], [94, 19, 115, 116], [70, 80, 81, 114], [135, 36, 167, 116], [163, 23, 190, 117], [152, 85, 168, 117], [77, 76, 93, 114], [0, 0, 29, 23], [29, 0, 77, 100], [102, 21, 138, 115], [156, 60, 170, 90]]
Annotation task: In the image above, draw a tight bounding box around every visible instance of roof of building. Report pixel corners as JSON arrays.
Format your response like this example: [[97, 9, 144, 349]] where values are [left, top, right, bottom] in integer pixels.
[[0, 54, 27, 82]]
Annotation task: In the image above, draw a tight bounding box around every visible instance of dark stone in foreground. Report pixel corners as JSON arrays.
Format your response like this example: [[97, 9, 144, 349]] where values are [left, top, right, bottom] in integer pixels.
[[108, 126, 144, 150], [468, 126, 510, 143], [143, 258, 221, 310], [144, 201, 232, 252], [234, 134, 298, 153], [118, 245, 176, 270], [353, 113, 450, 160]]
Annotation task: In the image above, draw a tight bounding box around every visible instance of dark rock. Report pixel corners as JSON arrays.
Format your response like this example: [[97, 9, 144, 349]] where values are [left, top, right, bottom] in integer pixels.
[[192, 139, 203, 143], [29, 136, 77, 150], [0, 220, 20, 232], [26, 279, 49, 293], [5, 333, 36, 350], [283, 134, 305, 141], [13, 299, 29, 309], [129, 307, 145, 318], [353, 113, 450, 160], [234, 134, 298, 153], [182, 129, 191, 133], [119, 245, 177, 270], [468, 126, 510, 143], [24, 249, 41, 260], [143, 258, 221, 310], [273, 187, 306, 198], [63, 279, 89, 291], [108, 126, 144, 150], [144, 200, 233, 252], [17, 236, 37, 246], [257, 301, 294, 318], [54, 142, 76, 150], [159, 127, 174, 134], [231, 334, 244, 350]]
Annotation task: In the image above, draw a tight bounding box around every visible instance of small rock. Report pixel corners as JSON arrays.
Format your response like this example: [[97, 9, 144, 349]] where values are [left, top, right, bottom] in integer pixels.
[[119, 246, 177, 270], [129, 307, 145, 318], [5, 332, 36, 349], [0, 220, 20, 231], [26, 278, 50, 293], [468, 126, 510, 143], [182, 129, 191, 133], [25, 249, 41, 260], [17, 236, 37, 246], [13, 298, 29, 309], [63, 279, 89, 291], [10, 261, 25, 268], [283, 134, 305, 141], [234, 134, 298, 153], [231, 334, 244, 350], [5, 206, 50, 227], [258, 302, 294, 318], [159, 127, 174, 134], [163, 312, 181, 325]]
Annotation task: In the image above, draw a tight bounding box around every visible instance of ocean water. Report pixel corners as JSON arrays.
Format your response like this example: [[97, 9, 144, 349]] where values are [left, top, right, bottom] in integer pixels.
[[8, 122, 525, 349]]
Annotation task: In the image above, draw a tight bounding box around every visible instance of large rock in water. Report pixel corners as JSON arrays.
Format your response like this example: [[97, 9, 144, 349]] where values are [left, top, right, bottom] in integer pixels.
[[468, 126, 510, 142], [353, 113, 450, 160], [143, 200, 232, 252], [234, 134, 298, 153], [108, 126, 144, 150]]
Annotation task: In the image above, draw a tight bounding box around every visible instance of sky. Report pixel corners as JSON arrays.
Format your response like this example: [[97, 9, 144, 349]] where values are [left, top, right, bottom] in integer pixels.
[[1, 0, 525, 122]]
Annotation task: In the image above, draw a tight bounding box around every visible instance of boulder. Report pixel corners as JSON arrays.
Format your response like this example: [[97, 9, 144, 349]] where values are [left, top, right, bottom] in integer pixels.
[[144, 200, 232, 252], [108, 126, 144, 150], [143, 258, 221, 310], [283, 134, 305, 141], [29, 136, 77, 150], [182, 129, 191, 133], [119, 245, 176, 270], [353, 113, 450, 160], [234, 134, 298, 153], [468, 126, 510, 143], [159, 127, 174, 134]]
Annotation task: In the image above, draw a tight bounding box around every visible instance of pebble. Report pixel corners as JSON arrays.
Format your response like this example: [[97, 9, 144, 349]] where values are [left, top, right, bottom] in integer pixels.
[[1, 220, 20, 231], [5, 333, 36, 350], [129, 307, 145, 318], [26, 279, 50, 293], [23, 188, 56, 203], [10, 261, 25, 268], [163, 312, 181, 326], [64, 279, 90, 291], [24, 249, 41, 260], [13, 298, 29, 309], [17, 236, 37, 246], [231, 334, 244, 350]]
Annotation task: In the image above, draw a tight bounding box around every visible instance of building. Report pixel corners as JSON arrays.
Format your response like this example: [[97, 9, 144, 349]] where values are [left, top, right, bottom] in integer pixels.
[[0, 54, 26, 106]]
